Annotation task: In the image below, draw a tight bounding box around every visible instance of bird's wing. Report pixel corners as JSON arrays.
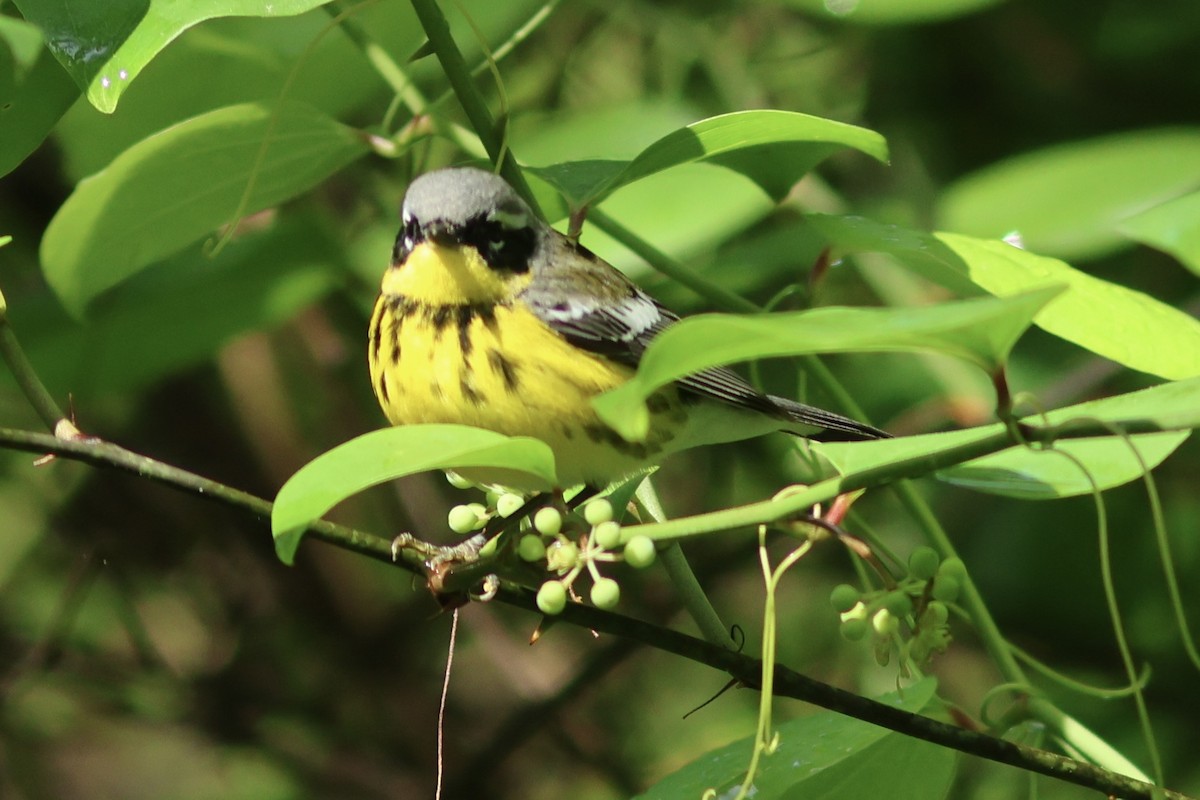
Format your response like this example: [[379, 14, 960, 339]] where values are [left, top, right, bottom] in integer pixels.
[[521, 240, 886, 441]]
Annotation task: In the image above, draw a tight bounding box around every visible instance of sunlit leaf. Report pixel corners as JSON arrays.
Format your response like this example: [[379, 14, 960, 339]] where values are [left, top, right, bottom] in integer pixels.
[[938, 432, 1189, 499], [783, 0, 1001, 24], [1118, 190, 1200, 277], [594, 288, 1061, 442], [529, 110, 888, 207], [818, 378, 1200, 498], [637, 678, 952, 800], [11, 0, 330, 113], [810, 215, 1200, 381], [271, 425, 557, 564], [936, 128, 1200, 261], [41, 101, 368, 317]]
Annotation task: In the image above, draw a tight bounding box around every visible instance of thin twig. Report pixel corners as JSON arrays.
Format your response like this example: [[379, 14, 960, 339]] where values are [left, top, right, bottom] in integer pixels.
[[0, 424, 1191, 799]]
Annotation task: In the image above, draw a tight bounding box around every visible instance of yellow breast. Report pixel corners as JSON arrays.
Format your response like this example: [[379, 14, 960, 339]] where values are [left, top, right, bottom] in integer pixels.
[[367, 242, 685, 487]]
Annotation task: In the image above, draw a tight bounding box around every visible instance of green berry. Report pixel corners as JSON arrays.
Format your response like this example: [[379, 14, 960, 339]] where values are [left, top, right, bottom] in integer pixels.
[[829, 584, 861, 613], [584, 499, 614, 526], [447, 504, 479, 534], [546, 540, 579, 572], [839, 601, 867, 623], [445, 471, 474, 490], [592, 520, 622, 549], [534, 507, 563, 536], [931, 575, 960, 603], [923, 600, 949, 626], [872, 608, 899, 636], [517, 534, 546, 562], [496, 493, 526, 518], [882, 590, 914, 618], [536, 580, 568, 615], [623, 536, 656, 568], [590, 577, 621, 609], [840, 618, 869, 641], [937, 557, 967, 582], [908, 546, 940, 581]]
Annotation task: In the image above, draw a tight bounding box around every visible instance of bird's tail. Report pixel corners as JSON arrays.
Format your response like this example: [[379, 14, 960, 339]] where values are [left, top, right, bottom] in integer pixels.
[[769, 394, 890, 442]]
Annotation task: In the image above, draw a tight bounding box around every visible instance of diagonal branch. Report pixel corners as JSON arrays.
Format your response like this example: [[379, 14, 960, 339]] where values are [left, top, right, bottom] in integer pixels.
[[0, 425, 1191, 800]]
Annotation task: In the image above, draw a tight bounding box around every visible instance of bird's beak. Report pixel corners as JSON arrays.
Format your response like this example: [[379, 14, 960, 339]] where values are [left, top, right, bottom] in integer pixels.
[[424, 221, 461, 247]]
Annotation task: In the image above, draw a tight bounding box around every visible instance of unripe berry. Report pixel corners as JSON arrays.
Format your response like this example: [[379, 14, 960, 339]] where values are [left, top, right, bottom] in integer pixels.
[[536, 580, 567, 615], [882, 590, 913, 618], [590, 578, 620, 609], [623, 536, 656, 568], [908, 546, 940, 581], [584, 499, 614, 526], [447, 504, 479, 534], [931, 575, 960, 603], [872, 608, 899, 636], [937, 557, 967, 582], [592, 521, 622, 549], [840, 618, 869, 641], [546, 540, 579, 572], [517, 534, 546, 562], [534, 507, 563, 536], [923, 600, 949, 626], [829, 584, 861, 613], [497, 493, 525, 518], [445, 471, 474, 489]]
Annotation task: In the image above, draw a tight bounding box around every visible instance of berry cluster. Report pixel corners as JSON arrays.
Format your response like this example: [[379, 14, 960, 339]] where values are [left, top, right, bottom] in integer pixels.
[[442, 474, 656, 615], [829, 546, 964, 666]]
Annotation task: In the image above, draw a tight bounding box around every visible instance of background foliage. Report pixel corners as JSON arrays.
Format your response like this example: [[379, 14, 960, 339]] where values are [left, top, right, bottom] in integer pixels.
[[2, 0, 1199, 798]]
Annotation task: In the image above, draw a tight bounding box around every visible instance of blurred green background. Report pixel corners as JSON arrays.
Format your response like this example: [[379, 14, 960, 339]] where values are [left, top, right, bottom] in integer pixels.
[[2, 0, 1198, 797]]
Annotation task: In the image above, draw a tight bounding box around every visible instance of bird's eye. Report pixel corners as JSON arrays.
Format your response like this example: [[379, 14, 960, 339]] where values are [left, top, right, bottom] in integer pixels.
[[459, 217, 535, 272], [393, 217, 423, 263]]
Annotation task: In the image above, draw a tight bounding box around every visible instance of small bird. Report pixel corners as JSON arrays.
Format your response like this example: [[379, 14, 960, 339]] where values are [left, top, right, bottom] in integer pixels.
[[368, 167, 886, 490]]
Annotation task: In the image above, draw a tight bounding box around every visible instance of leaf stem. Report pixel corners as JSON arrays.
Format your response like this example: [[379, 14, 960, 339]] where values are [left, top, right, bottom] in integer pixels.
[[0, 292, 67, 431], [636, 480, 734, 649], [407, 0, 541, 214]]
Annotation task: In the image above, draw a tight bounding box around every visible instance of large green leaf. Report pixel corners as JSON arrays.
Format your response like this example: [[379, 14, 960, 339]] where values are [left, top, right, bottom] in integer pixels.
[[637, 678, 952, 800], [593, 288, 1062, 442], [1118, 190, 1200, 277], [271, 426, 558, 564], [810, 215, 1200, 381], [14, 214, 342, 399], [783, 0, 1001, 24], [40, 101, 368, 317], [0, 17, 80, 178], [10, 0, 330, 113], [529, 109, 888, 207], [818, 378, 1200, 498], [936, 128, 1200, 261]]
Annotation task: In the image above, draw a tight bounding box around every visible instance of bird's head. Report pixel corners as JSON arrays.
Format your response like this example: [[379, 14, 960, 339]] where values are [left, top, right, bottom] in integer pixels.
[[385, 167, 545, 303]]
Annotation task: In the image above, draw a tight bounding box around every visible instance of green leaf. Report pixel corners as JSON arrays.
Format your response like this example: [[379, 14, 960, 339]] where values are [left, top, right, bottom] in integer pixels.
[[594, 288, 1062, 442], [10, 0, 330, 113], [529, 110, 888, 207], [0, 18, 80, 178], [936, 128, 1200, 261], [818, 378, 1200, 498], [14, 214, 341, 398], [637, 678, 952, 800], [782, 0, 1002, 24], [810, 215, 1200, 381], [938, 432, 1189, 500], [271, 426, 557, 564], [41, 101, 368, 317], [1118, 190, 1200, 277]]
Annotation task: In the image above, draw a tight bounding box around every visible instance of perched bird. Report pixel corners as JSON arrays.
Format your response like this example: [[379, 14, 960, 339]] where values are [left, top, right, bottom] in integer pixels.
[[368, 166, 886, 490]]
